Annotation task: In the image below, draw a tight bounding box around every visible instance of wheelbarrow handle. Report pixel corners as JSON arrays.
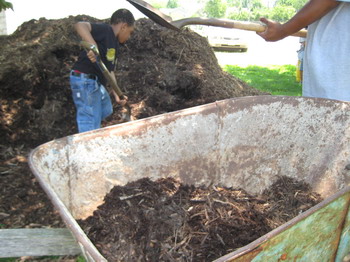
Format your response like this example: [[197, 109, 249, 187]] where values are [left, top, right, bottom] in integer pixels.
[[171, 18, 307, 38], [79, 41, 125, 98]]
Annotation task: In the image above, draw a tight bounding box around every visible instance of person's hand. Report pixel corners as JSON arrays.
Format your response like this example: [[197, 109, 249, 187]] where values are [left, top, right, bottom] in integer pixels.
[[257, 18, 287, 42], [112, 91, 128, 106], [117, 98, 128, 106], [87, 50, 97, 63], [118, 95, 128, 106]]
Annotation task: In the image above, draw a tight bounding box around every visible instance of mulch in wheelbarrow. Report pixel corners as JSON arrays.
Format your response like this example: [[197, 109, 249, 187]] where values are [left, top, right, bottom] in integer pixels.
[[78, 176, 322, 262]]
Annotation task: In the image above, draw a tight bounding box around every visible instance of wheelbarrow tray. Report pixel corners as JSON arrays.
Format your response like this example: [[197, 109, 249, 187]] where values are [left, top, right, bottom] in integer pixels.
[[28, 96, 350, 261]]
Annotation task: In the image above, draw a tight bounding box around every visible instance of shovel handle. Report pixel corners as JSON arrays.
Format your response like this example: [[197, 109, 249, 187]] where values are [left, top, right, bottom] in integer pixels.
[[172, 18, 307, 38], [79, 41, 125, 98], [80, 41, 132, 121]]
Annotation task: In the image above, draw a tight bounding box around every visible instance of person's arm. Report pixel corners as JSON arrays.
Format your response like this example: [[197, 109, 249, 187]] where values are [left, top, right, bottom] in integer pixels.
[[109, 72, 128, 106], [74, 22, 98, 62], [258, 0, 340, 41]]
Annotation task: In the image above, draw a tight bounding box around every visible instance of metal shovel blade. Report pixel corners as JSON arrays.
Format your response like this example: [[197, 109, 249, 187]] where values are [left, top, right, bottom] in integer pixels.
[[127, 0, 180, 31]]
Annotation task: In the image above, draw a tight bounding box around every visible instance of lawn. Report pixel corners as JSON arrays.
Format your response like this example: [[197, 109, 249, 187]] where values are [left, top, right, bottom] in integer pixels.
[[224, 64, 302, 96]]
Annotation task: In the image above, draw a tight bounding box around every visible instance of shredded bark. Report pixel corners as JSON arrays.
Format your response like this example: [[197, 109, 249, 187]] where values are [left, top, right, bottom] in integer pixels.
[[78, 176, 322, 261]]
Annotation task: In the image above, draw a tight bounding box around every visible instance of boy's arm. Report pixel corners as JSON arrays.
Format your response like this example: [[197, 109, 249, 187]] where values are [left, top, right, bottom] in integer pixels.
[[109, 71, 128, 106], [258, 0, 340, 41], [74, 22, 98, 62]]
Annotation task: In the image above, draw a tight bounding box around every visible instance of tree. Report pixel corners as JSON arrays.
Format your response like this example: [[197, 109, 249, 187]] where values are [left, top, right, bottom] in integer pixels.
[[227, 7, 269, 21], [150, 0, 167, 9], [204, 0, 227, 18], [226, 0, 241, 7], [270, 4, 295, 22], [0, 0, 12, 12], [226, 0, 265, 21], [227, 9, 252, 21], [166, 0, 179, 8], [275, 0, 307, 11], [227, 0, 263, 10]]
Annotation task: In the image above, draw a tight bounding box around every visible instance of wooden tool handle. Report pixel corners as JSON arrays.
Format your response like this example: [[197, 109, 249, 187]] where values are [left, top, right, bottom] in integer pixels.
[[172, 18, 307, 38], [80, 41, 124, 98]]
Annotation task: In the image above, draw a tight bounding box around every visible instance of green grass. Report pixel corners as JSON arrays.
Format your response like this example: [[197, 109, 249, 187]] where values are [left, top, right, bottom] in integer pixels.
[[224, 64, 302, 96]]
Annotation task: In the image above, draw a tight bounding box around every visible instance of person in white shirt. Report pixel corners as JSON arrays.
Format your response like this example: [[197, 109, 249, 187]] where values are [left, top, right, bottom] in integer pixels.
[[257, 0, 350, 101]]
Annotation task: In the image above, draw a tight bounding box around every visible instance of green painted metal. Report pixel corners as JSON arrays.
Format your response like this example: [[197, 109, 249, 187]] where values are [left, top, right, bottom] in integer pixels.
[[215, 189, 350, 262], [336, 198, 350, 262]]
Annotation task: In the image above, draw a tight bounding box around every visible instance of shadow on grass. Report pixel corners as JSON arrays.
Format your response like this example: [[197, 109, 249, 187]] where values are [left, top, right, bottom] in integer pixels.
[[224, 64, 302, 96]]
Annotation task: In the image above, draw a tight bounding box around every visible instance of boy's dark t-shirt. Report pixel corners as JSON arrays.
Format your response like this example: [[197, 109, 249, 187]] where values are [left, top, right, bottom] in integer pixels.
[[72, 23, 120, 86]]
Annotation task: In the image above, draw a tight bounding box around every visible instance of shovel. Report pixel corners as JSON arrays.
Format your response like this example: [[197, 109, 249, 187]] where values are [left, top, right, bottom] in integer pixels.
[[80, 40, 132, 122], [126, 0, 307, 38]]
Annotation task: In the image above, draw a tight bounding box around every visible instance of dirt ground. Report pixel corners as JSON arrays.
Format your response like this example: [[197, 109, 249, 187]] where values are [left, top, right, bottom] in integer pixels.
[[0, 15, 322, 262]]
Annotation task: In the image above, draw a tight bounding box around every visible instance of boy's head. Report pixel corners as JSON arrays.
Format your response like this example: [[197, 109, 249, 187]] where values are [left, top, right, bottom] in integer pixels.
[[111, 9, 135, 44]]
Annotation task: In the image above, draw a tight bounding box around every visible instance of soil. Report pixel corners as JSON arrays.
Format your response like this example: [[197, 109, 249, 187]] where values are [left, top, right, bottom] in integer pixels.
[[0, 14, 318, 262], [77, 176, 322, 262]]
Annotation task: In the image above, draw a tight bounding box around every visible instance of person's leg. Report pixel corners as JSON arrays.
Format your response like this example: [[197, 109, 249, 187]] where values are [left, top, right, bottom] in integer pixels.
[[70, 74, 102, 132], [100, 84, 113, 120]]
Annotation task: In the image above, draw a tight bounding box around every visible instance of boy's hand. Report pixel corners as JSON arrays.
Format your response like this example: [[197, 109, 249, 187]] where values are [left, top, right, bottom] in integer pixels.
[[118, 98, 128, 107], [118, 95, 128, 106], [87, 50, 97, 63], [112, 91, 128, 106]]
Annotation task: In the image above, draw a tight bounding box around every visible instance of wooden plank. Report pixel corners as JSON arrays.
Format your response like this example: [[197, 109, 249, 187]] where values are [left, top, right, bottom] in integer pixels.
[[0, 228, 81, 258]]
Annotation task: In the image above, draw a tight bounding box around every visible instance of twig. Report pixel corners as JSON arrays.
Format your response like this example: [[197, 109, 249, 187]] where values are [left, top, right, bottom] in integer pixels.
[[119, 192, 144, 201], [213, 199, 241, 210], [176, 47, 185, 65], [216, 233, 225, 246]]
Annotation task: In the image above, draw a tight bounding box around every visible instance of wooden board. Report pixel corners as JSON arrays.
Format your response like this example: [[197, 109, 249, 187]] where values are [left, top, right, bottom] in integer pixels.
[[0, 228, 81, 257]]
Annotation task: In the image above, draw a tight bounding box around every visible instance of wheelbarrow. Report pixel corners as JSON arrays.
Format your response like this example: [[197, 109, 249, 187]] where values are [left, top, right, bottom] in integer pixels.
[[28, 96, 350, 261]]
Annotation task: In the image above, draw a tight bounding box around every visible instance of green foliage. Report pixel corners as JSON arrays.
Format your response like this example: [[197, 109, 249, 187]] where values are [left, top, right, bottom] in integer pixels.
[[200, 0, 306, 23], [251, 7, 270, 20], [166, 0, 179, 8], [228, 7, 270, 21], [149, 0, 167, 9], [204, 0, 227, 18], [77, 255, 87, 262], [270, 4, 296, 22], [228, 9, 252, 21], [0, 0, 13, 11], [224, 64, 302, 96], [226, 0, 263, 11], [275, 0, 307, 11]]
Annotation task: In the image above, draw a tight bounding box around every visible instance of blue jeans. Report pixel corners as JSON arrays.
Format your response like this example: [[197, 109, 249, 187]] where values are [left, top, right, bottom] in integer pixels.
[[70, 71, 113, 133]]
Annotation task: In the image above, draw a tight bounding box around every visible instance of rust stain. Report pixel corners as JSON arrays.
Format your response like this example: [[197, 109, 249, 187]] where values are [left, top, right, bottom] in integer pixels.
[[230, 246, 263, 262], [279, 253, 288, 260]]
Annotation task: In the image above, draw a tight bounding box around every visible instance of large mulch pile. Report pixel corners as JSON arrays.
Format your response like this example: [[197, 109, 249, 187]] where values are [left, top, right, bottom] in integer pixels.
[[0, 16, 264, 149], [78, 176, 322, 262]]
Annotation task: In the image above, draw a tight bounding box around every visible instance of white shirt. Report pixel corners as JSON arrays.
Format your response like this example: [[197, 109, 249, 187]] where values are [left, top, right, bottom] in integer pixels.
[[302, 2, 350, 101]]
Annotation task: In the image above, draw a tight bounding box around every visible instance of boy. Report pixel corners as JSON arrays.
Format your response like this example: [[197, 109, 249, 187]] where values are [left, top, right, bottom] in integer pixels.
[[70, 9, 135, 133]]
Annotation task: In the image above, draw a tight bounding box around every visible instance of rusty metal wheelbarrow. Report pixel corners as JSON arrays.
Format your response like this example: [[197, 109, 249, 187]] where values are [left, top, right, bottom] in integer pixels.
[[29, 96, 350, 261]]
